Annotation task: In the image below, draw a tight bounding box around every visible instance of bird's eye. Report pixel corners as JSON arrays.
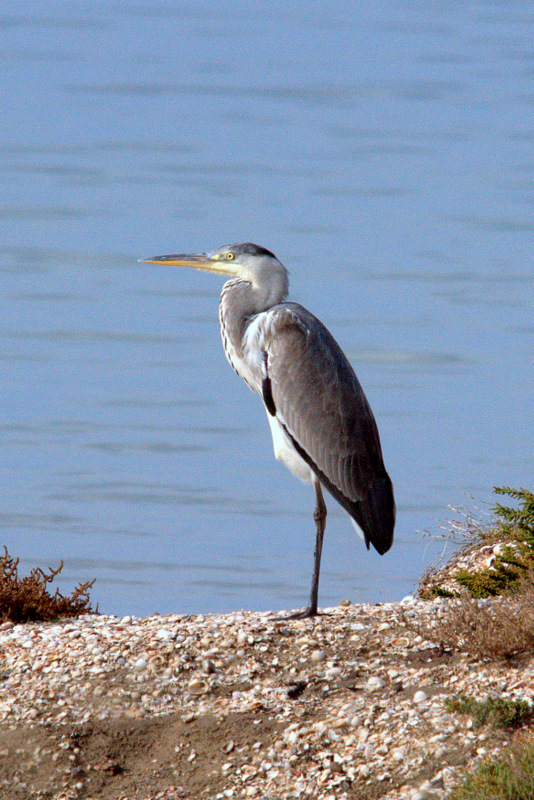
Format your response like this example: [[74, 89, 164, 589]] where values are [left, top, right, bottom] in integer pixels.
[[225, 252, 235, 260]]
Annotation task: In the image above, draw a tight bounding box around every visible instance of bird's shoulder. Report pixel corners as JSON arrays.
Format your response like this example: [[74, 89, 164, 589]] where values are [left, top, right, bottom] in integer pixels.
[[266, 301, 316, 327], [252, 302, 332, 351], [259, 302, 355, 382], [242, 302, 310, 360]]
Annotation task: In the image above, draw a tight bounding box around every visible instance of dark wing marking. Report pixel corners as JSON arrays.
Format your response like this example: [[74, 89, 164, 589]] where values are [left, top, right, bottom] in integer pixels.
[[263, 303, 394, 554], [261, 351, 276, 416]]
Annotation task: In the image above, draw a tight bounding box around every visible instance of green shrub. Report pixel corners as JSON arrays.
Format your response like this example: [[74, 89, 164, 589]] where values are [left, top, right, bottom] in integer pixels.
[[448, 734, 534, 799], [422, 487, 534, 600], [446, 695, 534, 729]]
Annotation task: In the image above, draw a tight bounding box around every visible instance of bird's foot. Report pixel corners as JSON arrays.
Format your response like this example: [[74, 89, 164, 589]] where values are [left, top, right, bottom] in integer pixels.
[[286, 606, 319, 620]]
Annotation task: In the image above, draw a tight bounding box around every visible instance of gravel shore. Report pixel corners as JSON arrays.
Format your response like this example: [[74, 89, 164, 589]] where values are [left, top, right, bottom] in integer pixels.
[[1, 586, 533, 800]]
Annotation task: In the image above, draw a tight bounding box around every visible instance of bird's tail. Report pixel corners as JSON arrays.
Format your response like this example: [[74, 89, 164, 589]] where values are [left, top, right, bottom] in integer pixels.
[[350, 472, 395, 555]]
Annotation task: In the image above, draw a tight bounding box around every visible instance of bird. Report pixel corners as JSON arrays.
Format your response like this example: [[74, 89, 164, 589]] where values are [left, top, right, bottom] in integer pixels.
[[139, 242, 395, 617]]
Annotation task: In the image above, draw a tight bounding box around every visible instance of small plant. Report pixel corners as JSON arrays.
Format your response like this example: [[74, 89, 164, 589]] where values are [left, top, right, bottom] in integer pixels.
[[447, 733, 534, 800], [421, 487, 534, 600], [494, 487, 534, 541], [454, 488, 534, 598], [0, 547, 95, 623], [446, 694, 534, 729], [427, 585, 456, 598], [453, 557, 527, 598], [416, 489, 534, 660]]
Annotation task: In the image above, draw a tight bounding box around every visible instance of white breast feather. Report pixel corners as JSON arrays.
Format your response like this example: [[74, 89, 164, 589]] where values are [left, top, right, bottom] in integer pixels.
[[240, 312, 267, 391], [266, 413, 315, 484]]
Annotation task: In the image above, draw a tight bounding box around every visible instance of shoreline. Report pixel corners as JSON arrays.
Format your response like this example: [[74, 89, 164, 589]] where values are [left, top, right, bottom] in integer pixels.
[[1, 596, 532, 800]]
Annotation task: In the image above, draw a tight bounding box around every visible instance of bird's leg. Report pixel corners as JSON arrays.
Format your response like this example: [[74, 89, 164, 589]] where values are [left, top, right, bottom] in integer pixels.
[[288, 480, 327, 619]]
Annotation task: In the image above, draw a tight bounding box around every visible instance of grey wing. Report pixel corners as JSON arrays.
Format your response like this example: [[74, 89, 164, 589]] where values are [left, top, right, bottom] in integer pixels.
[[262, 303, 394, 554]]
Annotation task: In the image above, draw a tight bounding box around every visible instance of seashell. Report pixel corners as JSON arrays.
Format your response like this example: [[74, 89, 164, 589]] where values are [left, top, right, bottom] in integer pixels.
[[187, 678, 208, 695]]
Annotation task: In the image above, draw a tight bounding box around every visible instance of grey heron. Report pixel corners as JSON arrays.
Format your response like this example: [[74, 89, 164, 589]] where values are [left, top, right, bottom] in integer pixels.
[[140, 243, 395, 617]]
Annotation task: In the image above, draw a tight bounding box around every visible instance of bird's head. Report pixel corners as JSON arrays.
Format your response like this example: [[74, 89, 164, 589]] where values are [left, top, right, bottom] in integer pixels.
[[139, 242, 289, 306]]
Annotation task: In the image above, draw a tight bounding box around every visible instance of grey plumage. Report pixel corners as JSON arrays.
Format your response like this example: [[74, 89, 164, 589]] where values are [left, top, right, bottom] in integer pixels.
[[139, 242, 395, 617], [261, 303, 394, 556]]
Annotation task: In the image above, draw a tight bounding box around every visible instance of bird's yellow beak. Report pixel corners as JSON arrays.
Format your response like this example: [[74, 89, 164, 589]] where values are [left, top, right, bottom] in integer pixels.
[[138, 253, 238, 276]]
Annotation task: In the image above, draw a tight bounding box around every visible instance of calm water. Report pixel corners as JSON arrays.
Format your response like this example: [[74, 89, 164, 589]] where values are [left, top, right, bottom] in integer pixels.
[[1, 1, 533, 616]]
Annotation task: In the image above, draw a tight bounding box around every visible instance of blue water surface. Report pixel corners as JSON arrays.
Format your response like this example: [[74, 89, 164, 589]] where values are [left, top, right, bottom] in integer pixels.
[[0, 1, 532, 616]]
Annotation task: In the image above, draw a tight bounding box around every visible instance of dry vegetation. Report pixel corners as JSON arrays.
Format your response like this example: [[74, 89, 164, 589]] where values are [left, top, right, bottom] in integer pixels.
[[415, 588, 534, 662], [0, 547, 95, 623], [417, 487, 534, 661]]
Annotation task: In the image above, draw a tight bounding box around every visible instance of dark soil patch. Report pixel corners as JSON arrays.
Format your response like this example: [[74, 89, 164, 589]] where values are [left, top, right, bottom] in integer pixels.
[[0, 711, 283, 799]]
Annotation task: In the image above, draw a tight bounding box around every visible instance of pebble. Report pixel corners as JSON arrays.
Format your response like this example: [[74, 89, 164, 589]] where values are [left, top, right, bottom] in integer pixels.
[[413, 690, 428, 704], [325, 667, 341, 679], [310, 650, 325, 663], [155, 628, 173, 641], [366, 676, 385, 691]]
